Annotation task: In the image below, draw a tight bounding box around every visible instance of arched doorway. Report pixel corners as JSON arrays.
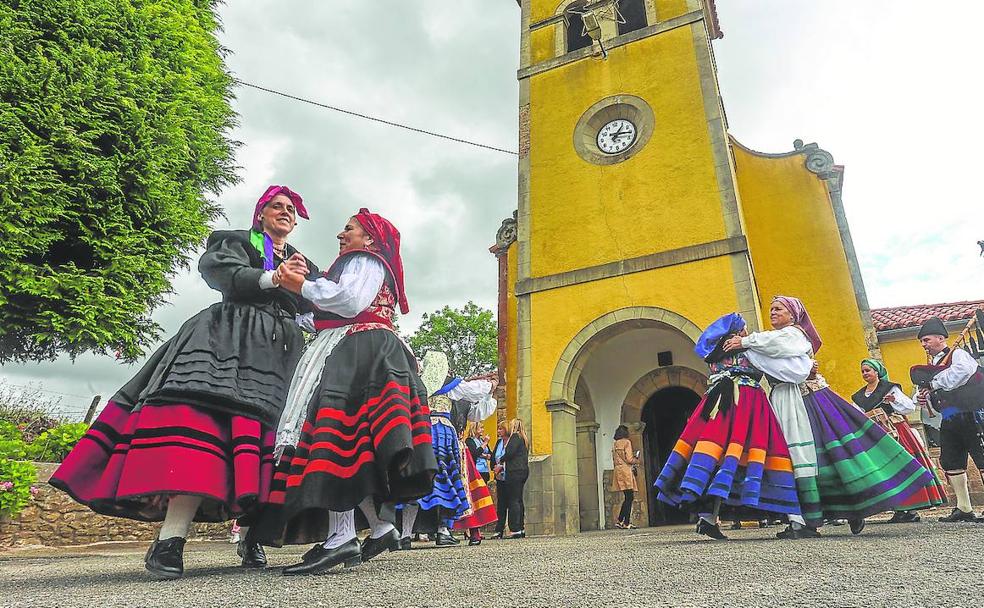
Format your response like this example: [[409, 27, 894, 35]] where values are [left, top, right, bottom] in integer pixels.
[[642, 386, 700, 525]]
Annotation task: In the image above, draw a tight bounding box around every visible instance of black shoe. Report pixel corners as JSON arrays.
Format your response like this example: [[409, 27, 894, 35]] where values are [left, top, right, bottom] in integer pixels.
[[302, 543, 324, 563], [849, 518, 865, 535], [938, 508, 977, 523], [888, 511, 920, 524], [145, 537, 185, 580], [361, 528, 400, 562], [468, 536, 482, 546], [491, 531, 504, 539], [237, 540, 267, 568], [298, 543, 361, 568], [730, 521, 743, 530], [695, 520, 727, 540], [776, 525, 821, 540], [398, 537, 412, 551], [507, 530, 526, 539], [435, 532, 458, 547], [282, 538, 361, 576]]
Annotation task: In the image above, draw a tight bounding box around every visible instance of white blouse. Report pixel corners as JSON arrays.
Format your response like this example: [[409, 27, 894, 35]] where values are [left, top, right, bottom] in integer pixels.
[[740, 326, 814, 384], [300, 253, 385, 317]]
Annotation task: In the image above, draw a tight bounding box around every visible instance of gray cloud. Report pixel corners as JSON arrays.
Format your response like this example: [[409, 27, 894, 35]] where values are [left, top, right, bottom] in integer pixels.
[[3, 1, 981, 412]]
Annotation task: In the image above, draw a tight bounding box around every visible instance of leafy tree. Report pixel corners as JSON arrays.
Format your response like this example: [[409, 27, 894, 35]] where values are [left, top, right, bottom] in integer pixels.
[[0, 0, 238, 363], [408, 302, 498, 378]]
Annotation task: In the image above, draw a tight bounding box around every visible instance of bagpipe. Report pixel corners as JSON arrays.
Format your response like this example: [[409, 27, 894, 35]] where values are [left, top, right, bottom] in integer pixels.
[[910, 309, 984, 416]]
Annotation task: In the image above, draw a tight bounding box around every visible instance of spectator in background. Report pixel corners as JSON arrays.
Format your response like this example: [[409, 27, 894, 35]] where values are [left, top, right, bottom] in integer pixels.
[[491, 421, 510, 539], [467, 424, 493, 483], [611, 424, 640, 529], [495, 418, 530, 539]]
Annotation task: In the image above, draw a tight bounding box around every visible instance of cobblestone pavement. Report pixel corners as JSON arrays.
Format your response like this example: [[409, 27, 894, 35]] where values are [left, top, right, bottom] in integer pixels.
[[0, 517, 980, 608]]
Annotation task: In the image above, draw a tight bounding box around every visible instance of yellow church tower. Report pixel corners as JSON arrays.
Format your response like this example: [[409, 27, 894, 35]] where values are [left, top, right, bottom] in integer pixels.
[[492, 0, 879, 535]]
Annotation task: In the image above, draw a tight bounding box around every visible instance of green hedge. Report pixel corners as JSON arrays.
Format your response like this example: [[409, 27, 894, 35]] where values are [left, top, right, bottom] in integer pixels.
[[0, 0, 238, 363]]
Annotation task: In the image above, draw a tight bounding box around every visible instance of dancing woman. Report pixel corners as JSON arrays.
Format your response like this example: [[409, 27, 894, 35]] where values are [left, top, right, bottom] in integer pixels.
[[255, 208, 437, 575], [50, 186, 316, 578], [655, 313, 803, 540], [851, 358, 946, 522], [723, 296, 937, 539]]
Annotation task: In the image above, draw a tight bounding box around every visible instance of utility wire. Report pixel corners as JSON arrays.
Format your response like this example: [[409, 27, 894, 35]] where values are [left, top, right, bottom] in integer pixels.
[[236, 80, 519, 156]]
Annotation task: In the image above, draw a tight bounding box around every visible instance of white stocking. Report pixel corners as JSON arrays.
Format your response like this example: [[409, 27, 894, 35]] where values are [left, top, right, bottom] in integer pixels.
[[159, 495, 203, 540], [323, 510, 356, 549], [947, 471, 973, 512], [401, 504, 419, 539], [359, 496, 396, 539]]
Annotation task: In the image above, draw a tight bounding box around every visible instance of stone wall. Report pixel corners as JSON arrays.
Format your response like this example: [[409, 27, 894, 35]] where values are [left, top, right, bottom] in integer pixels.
[[0, 463, 229, 550], [601, 470, 645, 529]]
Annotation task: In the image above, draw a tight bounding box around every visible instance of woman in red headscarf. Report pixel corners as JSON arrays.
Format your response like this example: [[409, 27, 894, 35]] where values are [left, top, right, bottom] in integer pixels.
[[254, 209, 437, 576], [50, 186, 319, 578]]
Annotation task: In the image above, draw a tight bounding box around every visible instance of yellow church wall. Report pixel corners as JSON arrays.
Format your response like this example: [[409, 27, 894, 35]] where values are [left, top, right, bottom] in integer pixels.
[[531, 26, 554, 65], [878, 337, 929, 396], [527, 28, 729, 279], [525, 256, 740, 453], [732, 144, 869, 395]]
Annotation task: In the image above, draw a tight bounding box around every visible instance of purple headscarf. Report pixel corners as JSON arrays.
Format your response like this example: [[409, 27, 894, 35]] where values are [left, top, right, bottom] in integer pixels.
[[772, 295, 823, 354], [251, 185, 308, 229]]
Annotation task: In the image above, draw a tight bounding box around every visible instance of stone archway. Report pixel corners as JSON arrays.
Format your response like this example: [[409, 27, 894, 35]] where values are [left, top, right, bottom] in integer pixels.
[[544, 306, 704, 534], [548, 306, 703, 404], [599, 367, 707, 528]]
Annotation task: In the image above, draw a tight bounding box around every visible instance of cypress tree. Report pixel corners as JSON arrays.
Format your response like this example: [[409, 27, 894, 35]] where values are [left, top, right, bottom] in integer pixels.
[[0, 0, 238, 362]]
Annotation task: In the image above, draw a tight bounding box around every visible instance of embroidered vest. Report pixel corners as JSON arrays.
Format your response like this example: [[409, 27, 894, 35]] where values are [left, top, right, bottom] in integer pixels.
[[312, 250, 397, 334]]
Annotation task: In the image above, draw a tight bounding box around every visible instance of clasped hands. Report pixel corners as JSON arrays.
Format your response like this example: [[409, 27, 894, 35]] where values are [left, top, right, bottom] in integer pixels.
[[272, 253, 308, 293]]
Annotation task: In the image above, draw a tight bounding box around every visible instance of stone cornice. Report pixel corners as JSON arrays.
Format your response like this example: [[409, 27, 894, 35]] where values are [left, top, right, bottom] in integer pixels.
[[515, 236, 748, 296]]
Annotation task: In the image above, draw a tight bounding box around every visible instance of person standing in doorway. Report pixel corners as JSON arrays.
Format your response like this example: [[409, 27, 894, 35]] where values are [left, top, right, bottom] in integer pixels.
[[611, 425, 640, 529]]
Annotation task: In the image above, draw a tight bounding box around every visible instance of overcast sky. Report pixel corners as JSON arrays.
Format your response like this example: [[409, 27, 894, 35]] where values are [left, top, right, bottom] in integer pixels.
[[2, 1, 982, 416]]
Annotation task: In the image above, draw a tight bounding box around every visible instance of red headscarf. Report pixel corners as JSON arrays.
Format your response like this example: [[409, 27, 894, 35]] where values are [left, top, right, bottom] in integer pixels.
[[772, 295, 823, 354], [252, 185, 309, 229], [354, 208, 409, 314]]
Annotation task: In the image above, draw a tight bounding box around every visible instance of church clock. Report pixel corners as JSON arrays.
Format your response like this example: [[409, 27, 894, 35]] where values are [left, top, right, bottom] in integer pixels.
[[596, 119, 637, 154]]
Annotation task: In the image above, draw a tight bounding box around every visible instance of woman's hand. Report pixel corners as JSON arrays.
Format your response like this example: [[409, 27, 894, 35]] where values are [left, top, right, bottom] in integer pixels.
[[722, 335, 744, 352], [883, 392, 896, 404], [283, 253, 309, 275], [276, 268, 306, 294]]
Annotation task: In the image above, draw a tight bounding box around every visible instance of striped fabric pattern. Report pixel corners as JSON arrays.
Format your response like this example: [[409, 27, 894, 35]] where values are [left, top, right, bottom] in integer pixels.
[[656, 386, 802, 516], [893, 419, 947, 509], [802, 388, 937, 522], [418, 419, 469, 516], [454, 447, 499, 530], [50, 401, 275, 522]]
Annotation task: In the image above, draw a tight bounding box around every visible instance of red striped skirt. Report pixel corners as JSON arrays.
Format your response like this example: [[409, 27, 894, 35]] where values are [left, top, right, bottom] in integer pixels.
[[454, 448, 498, 530], [49, 401, 275, 522], [256, 329, 437, 546], [893, 418, 947, 510]]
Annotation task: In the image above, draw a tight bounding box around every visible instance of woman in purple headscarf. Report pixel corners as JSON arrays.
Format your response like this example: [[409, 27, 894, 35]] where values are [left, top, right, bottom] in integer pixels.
[[722, 296, 936, 539], [50, 186, 318, 579]]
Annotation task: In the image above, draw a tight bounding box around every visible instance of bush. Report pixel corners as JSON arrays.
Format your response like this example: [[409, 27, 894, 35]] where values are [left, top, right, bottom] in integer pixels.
[[0, 381, 67, 442], [0, 0, 238, 363], [0, 458, 37, 518], [0, 421, 29, 460], [25, 422, 89, 463]]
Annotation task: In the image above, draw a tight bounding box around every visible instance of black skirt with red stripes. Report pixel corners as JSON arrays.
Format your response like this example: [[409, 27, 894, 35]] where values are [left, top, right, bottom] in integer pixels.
[[49, 401, 275, 522], [255, 329, 437, 546]]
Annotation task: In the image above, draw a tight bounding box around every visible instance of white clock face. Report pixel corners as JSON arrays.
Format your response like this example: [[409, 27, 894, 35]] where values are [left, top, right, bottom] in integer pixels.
[[596, 119, 637, 154]]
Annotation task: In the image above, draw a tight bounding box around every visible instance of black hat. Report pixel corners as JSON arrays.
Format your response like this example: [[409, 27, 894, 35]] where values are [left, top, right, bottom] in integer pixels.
[[917, 317, 948, 339]]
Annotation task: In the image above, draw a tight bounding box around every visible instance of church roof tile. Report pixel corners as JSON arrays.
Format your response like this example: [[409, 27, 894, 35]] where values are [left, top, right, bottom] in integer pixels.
[[871, 300, 984, 331]]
